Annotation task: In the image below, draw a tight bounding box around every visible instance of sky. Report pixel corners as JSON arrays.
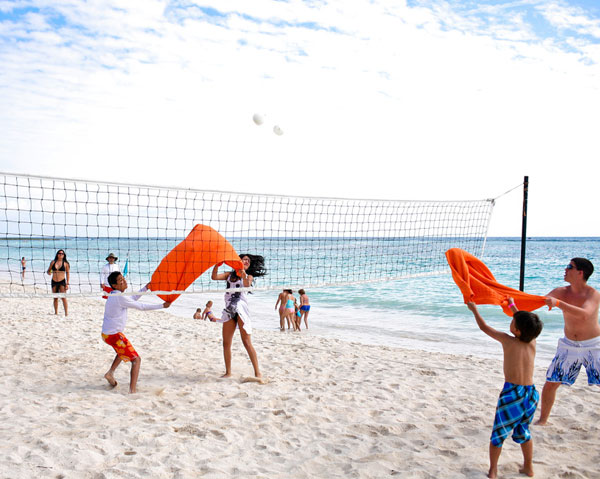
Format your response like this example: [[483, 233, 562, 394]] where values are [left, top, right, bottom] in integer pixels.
[[0, 0, 599, 237]]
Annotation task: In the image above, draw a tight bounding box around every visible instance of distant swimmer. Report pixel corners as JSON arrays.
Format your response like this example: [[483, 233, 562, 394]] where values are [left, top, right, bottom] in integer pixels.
[[21, 257, 26, 280], [536, 258, 600, 426]]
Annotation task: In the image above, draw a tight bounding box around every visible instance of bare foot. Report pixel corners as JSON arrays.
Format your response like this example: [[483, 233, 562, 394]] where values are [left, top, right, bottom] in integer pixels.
[[519, 466, 534, 477], [104, 372, 118, 388], [220, 373, 232, 378], [487, 467, 497, 479], [534, 419, 548, 426]]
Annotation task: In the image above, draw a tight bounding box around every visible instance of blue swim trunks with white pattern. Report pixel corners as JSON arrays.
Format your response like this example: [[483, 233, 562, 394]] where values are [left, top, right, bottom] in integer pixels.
[[546, 336, 600, 386], [490, 382, 538, 447]]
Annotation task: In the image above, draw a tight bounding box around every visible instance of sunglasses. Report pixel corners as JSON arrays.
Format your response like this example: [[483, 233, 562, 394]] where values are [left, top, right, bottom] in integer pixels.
[[566, 264, 574, 270]]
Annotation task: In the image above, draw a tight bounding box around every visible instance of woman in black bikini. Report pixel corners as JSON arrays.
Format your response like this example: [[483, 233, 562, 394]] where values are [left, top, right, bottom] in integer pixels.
[[47, 249, 70, 316]]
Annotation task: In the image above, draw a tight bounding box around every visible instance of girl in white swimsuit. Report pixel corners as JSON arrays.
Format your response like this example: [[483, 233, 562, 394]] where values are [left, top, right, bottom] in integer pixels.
[[211, 254, 267, 380]]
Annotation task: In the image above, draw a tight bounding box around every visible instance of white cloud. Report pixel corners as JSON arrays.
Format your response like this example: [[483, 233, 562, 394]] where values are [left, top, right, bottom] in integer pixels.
[[539, 1, 600, 38], [0, 0, 599, 236]]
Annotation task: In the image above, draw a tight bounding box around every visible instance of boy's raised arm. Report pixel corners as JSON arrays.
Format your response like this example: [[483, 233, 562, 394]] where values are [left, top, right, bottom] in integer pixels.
[[507, 296, 519, 314], [467, 302, 509, 343]]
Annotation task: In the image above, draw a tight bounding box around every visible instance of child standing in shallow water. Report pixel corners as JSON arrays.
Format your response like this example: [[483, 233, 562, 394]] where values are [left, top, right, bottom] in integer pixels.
[[467, 299, 543, 479], [298, 288, 310, 329]]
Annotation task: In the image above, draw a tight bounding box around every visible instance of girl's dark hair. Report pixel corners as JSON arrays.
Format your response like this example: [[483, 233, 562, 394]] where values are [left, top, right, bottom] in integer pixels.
[[239, 254, 267, 278], [53, 250, 70, 264]]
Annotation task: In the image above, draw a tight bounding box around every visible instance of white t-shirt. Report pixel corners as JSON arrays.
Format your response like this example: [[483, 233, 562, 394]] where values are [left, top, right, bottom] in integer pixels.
[[101, 286, 162, 335], [100, 263, 121, 287]]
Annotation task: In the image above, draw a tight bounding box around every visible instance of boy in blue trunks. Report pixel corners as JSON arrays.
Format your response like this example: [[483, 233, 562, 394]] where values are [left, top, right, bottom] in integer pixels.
[[467, 299, 543, 479]]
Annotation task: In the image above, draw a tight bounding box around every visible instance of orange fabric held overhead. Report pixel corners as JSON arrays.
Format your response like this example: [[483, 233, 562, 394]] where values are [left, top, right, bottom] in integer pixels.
[[149, 224, 244, 303], [445, 248, 547, 316]]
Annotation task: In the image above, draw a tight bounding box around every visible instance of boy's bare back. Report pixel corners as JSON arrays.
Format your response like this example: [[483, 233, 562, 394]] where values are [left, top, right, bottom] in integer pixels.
[[499, 335, 536, 386], [467, 302, 538, 385]]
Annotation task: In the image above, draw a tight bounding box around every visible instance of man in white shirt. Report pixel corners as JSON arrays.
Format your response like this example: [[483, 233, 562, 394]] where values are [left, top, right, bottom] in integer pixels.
[[102, 271, 171, 393], [100, 253, 120, 298]]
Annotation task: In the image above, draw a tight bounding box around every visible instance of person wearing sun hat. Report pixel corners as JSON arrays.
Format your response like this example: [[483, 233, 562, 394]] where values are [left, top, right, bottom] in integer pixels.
[[100, 252, 121, 299]]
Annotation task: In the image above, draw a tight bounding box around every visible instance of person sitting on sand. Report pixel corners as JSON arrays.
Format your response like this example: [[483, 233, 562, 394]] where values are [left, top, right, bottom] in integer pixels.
[[202, 301, 218, 322], [193, 308, 203, 319], [467, 299, 543, 479], [101, 272, 171, 394]]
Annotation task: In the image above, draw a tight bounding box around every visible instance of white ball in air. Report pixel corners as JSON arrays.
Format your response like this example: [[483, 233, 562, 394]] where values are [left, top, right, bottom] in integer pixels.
[[252, 113, 264, 125]]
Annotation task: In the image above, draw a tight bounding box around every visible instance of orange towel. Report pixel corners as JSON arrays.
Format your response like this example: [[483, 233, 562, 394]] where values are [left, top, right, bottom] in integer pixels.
[[149, 224, 244, 303], [445, 248, 547, 316]]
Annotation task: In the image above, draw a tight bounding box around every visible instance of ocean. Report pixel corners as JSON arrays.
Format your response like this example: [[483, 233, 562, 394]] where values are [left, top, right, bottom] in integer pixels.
[[203, 236, 596, 363], [2, 237, 598, 363]]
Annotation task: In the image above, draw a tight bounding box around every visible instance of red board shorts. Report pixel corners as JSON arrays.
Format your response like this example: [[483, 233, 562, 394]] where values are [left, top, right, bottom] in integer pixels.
[[102, 332, 139, 362]]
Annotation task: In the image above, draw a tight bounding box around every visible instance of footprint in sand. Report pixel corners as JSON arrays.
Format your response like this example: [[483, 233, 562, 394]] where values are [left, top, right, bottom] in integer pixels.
[[241, 376, 269, 384]]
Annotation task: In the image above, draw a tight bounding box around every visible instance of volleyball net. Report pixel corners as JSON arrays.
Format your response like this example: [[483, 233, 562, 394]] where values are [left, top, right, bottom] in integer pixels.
[[0, 172, 495, 297]]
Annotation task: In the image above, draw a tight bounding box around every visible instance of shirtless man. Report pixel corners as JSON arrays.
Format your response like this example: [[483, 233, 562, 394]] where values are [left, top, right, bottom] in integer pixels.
[[536, 258, 600, 425]]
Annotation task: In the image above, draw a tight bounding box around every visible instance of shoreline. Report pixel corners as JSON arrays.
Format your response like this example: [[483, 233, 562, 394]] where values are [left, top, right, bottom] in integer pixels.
[[1, 296, 599, 478], [0, 279, 571, 364]]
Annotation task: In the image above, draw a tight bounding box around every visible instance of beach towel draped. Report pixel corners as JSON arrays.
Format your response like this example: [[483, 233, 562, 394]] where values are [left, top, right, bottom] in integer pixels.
[[445, 248, 547, 316], [149, 224, 244, 303]]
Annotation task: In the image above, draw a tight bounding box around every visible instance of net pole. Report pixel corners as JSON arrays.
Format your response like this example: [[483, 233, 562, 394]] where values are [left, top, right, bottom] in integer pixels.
[[519, 176, 529, 291]]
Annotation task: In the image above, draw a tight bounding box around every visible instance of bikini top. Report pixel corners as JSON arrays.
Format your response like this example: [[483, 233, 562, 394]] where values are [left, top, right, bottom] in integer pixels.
[[52, 261, 66, 272]]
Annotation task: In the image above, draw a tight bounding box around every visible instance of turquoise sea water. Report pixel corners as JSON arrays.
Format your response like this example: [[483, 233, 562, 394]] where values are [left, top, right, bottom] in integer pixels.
[[173, 237, 598, 363], [2, 237, 598, 362]]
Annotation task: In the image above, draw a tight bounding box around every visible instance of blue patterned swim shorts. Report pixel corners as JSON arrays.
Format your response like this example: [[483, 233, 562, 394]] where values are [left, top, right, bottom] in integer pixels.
[[490, 382, 538, 447], [546, 336, 600, 386]]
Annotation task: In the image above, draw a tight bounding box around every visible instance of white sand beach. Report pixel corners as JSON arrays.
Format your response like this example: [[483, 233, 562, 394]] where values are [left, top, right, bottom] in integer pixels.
[[1, 295, 599, 479]]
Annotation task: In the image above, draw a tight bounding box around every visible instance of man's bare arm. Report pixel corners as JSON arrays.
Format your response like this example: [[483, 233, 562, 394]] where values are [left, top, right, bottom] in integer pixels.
[[546, 289, 600, 320]]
